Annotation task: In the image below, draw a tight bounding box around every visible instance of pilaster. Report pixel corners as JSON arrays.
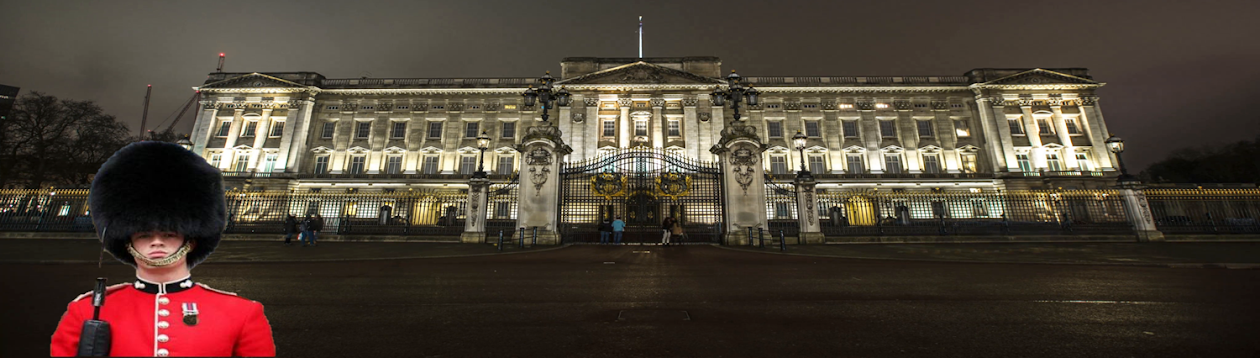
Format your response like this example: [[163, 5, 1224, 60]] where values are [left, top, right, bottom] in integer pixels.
[[711, 124, 768, 245], [461, 177, 491, 243], [618, 98, 632, 148], [794, 175, 823, 244], [190, 103, 218, 157], [1121, 185, 1165, 242], [279, 97, 314, 173], [651, 97, 664, 148], [1050, 104, 1076, 169], [515, 125, 572, 245]]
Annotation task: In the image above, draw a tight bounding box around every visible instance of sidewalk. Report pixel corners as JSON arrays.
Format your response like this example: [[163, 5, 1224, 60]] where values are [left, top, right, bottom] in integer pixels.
[[0, 238, 554, 264], [724, 242, 1260, 268]]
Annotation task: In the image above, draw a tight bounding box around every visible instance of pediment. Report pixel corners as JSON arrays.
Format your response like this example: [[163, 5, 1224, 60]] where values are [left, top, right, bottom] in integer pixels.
[[558, 62, 724, 85], [200, 73, 308, 89], [983, 69, 1098, 86]]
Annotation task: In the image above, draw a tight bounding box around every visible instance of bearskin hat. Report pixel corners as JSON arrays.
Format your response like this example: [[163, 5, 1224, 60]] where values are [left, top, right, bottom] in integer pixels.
[[89, 141, 226, 268]]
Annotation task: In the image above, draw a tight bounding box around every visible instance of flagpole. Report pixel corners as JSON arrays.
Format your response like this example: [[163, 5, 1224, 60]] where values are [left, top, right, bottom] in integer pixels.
[[638, 16, 643, 58]]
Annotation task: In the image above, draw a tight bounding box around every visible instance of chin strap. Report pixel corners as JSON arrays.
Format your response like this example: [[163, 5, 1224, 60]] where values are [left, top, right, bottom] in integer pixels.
[[127, 242, 191, 267]]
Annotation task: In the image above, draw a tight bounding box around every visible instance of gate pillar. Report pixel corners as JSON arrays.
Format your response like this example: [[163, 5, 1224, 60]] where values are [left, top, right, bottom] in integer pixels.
[[515, 125, 573, 245], [1120, 183, 1165, 242], [460, 177, 491, 243], [710, 124, 768, 246], [794, 175, 824, 244]]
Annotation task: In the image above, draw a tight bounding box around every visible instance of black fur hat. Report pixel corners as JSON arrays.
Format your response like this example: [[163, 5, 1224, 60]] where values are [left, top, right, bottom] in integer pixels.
[[89, 141, 226, 268]]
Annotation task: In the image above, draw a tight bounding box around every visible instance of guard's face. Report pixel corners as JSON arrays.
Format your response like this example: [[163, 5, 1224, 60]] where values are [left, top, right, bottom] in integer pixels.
[[130, 231, 187, 263]]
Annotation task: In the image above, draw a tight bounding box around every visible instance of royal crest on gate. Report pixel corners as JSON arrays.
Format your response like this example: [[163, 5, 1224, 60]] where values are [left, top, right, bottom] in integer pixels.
[[590, 172, 628, 200], [655, 172, 692, 201]]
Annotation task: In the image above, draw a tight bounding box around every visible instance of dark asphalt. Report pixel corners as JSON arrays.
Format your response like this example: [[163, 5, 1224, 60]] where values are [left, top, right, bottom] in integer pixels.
[[5, 245, 1259, 357]]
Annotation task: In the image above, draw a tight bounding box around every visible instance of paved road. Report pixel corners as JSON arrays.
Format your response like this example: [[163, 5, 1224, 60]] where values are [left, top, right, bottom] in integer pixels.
[[5, 245, 1258, 357]]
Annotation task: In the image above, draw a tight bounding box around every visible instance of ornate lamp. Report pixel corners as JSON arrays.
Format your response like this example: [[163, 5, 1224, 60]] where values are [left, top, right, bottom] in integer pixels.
[[521, 71, 571, 122], [710, 70, 760, 123], [474, 130, 491, 178], [1105, 134, 1134, 183], [792, 130, 811, 179], [176, 134, 193, 151]]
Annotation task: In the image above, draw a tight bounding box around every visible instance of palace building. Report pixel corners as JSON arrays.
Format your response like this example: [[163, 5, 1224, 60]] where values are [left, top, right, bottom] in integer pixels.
[[190, 56, 1121, 196]]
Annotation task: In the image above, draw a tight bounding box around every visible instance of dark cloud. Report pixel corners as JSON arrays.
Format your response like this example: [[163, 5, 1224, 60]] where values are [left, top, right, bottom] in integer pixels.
[[2, 0, 1258, 170]]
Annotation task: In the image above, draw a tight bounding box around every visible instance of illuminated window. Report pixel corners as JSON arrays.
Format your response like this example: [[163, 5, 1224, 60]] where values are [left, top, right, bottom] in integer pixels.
[[602, 120, 616, 137], [1075, 153, 1092, 171], [262, 154, 277, 172], [875, 103, 890, 109], [634, 121, 647, 136], [209, 153, 222, 168], [234, 153, 251, 172], [1046, 153, 1064, 171], [961, 153, 978, 173], [954, 120, 970, 137], [668, 120, 681, 136]]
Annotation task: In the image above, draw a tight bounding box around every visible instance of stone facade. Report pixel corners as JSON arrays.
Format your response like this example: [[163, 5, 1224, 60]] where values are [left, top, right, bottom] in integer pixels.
[[191, 57, 1120, 194]]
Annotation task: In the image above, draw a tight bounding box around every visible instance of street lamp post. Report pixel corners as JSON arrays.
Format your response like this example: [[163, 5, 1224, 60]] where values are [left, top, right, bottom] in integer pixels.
[[709, 70, 760, 123], [1105, 134, 1135, 183], [176, 134, 193, 151], [474, 130, 491, 179], [792, 130, 811, 179], [521, 72, 571, 122]]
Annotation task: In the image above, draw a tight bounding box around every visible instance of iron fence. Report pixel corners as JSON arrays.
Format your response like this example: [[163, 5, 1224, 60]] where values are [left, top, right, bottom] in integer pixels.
[[764, 175, 800, 238], [817, 189, 1133, 237], [1145, 188, 1260, 234]]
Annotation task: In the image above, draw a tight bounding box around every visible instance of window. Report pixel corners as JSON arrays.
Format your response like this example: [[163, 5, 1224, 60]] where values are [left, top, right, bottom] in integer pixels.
[[465, 122, 480, 138], [668, 119, 681, 136], [209, 153, 222, 168], [1046, 153, 1064, 171], [241, 121, 258, 137], [922, 155, 941, 174], [770, 156, 787, 174], [269, 120, 284, 137], [884, 154, 903, 174], [262, 154, 277, 172], [768, 121, 783, 138], [459, 156, 477, 174], [428, 122, 443, 138], [846, 154, 865, 173], [634, 121, 647, 136], [421, 156, 439, 174], [805, 121, 820, 137], [313, 156, 328, 174], [497, 157, 514, 175], [1075, 153, 1092, 171], [321, 122, 335, 138], [216, 121, 231, 137], [356, 122, 371, 139], [916, 120, 933, 137], [495, 202, 510, 218], [960, 153, 978, 173], [842, 121, 859, 138], [385, 156, 402, 174], [954, 120, 970, 137], [502, 122, 516, 138], [391, 122, 406, 139], [1008, 119, 1025, 135], [808, 156, 825, 173], [774, 202, 791, 219], [1037, 119, 1054, 135], [349, 156, 365, 174], [1065, 118, 1082, 134], [1015, 154, 1032, 172], [234, 153, 251, 171], [602, 120, 616, 137], [879, 120, 896, 138]]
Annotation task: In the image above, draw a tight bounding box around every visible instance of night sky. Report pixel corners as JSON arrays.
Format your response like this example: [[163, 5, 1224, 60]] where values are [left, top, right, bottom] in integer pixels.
[[2, 0, 1258, 171]]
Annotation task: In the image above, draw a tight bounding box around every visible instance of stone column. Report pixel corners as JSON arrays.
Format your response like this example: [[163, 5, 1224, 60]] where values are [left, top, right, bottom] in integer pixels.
[[651, 98, 665, 148], [1077, 97, 1115, 170], [1019, 104, 1045, 169], [279, 96, 315, 173], [515, 125, 573, 245], [683, 97, 700, 159], [710, 124, 768, 245], [618, 98, 632, 148], [460, 177, 491, 243], [1121, 185, 1165, 242], [249, 108, 272, 170], [221, 108, 246, 170], [190, 102, 218, 157], [584, 98, 600, 161], [1050, 103, 1077, 169], [794, 175, 823, 244], [978, 96, 1017, 172]]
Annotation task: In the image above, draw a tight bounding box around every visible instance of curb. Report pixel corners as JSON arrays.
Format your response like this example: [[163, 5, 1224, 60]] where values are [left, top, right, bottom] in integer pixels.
[[713, 245, 1260, 269]]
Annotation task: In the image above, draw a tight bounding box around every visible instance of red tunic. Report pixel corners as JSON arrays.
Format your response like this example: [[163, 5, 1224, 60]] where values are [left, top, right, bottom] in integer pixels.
[[51, 279, 275, 357]]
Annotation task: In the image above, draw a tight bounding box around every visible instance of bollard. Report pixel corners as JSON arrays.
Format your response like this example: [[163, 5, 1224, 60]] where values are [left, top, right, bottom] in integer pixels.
[[779, 230, 786, 252], [759, 227, 765, 249], [497, 230, 504, 252], [518, 227, 525, 248], [747, 226, 754, 247], [532, 227, 538, 246]]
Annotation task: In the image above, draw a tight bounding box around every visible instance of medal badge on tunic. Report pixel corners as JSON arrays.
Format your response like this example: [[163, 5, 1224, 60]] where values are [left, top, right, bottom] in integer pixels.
[[182, 302, 199, 326]]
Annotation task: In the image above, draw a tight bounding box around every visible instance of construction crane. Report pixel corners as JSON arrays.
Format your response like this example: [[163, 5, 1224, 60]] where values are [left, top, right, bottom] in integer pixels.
[[146, 90, 202, 141]]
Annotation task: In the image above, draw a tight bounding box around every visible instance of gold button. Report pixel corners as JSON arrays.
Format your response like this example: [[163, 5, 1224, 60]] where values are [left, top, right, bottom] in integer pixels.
[[158, 297, 170, 305], [156, 348, 169, 357], [157, 334, 169, 343], [157, 321, 169, 329], [157, 309, 169, 317]]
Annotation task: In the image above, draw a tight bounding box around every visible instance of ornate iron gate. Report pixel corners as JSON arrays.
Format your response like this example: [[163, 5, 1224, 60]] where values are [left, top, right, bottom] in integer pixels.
[[558, 148, 725, 244]]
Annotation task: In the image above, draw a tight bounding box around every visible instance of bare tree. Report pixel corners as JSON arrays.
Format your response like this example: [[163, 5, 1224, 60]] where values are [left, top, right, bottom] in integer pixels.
[[0, 92, 131, 189]]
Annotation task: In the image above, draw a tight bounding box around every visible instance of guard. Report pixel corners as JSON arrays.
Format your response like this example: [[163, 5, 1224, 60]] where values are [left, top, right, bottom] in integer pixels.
[[50, 141, 276, 357]]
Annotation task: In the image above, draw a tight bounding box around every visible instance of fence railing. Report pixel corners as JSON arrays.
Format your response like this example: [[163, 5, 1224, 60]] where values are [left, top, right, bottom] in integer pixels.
[[1145, 189, 1260, 234]]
